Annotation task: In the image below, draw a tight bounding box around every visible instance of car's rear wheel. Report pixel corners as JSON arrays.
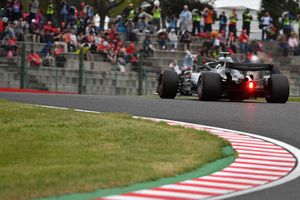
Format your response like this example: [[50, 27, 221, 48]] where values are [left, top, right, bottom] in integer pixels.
[[158, 70, 178, 99], [265, 74, 289, 103], [198, 72, 222, 101]]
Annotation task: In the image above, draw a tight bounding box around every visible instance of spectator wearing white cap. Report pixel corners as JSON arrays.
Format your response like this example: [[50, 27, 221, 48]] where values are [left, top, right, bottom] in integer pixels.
[[29, 18, 41, 43], [168, 29, 178, 51]]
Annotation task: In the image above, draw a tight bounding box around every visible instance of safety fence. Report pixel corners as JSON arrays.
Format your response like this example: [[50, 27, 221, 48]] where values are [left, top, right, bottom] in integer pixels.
[[0, 42, 157, 95]]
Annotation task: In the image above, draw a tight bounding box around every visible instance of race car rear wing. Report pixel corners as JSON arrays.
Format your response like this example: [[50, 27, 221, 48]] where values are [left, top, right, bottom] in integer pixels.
[[226, 63, 273, 71]]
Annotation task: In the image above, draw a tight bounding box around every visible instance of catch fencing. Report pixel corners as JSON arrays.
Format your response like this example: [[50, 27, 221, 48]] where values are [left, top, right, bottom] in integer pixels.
[[0, 42, 157, 95]]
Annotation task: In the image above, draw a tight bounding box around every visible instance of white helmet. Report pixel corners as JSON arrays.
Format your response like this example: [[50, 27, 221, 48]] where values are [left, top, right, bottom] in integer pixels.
[[218, 56, 233, 63], [154, 0, 160, 6]]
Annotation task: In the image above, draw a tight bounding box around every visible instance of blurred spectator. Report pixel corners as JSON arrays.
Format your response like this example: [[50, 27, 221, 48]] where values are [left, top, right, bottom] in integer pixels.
[[136, 17, 147, 33], [239, 29, 249, 54], [278, 34, 289, 57], [68, 5, 77, 26], [137, 7, 153, 24], [297, 14, 300, 40], [94, 32, 102, 47], [116, 16, 126, 33], [202, 37, 213, 56], [69, 29, 78, 52], [213, 33, 221, 52], [218, 11, 227, 35], [97, 35, 111, 58], [123, 3, 135, 22], [169, 60, 181, 74], [29, 0, 39, 23], [59, 0, 69, 24], [260, 12, 272, 41], [15, 18, 28, 41], [288, 32, 299, 55], [180, 30, 191, 51], [5, 34, 17, 53], [52, 27, 62, 42], [228, 8, 237, 37], [26, 51, 42, 67], [29, 19, 41, 43], [167, 15, 178, 33], [192, 9, 201, 36], [266, 24, 277, 40], [242, 8, 253, 36], [3, 21, 16, 39], [126, 40, 136, 60], [142, 35, 154, 56], [183, 50, 195, 68], [145, 21, 156, 34], [218, 31, 227, 51], [180, 5, 192, 33], [248, 40, 259, 55], [12, 0, 23, 21], [157, 29, 168, 50], [107, 46, 119, 64], [152, 2, 161, 31], [168, 28, 178, 51], [46, 0, 55, 22], [227, 32, 237, 53], [203, 7, 214, 33], [93, 13, 101, 32], [281, 11, 292, 38], [5, 0, 13, 21]]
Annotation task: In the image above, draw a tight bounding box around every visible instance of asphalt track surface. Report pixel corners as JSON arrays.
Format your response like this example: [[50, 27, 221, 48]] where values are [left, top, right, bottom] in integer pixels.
[[0, 92, 299, 200]]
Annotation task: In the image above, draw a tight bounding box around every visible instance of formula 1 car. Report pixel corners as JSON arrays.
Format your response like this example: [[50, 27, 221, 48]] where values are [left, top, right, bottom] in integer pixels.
[[157, 53, 289, 103]]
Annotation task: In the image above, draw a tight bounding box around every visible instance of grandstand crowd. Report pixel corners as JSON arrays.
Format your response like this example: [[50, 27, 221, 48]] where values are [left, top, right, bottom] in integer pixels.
[[1, 0, 300, 68]]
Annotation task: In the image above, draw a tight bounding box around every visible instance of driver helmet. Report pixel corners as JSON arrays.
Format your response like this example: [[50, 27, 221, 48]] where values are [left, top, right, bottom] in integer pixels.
[[218, 56, 233, 63]]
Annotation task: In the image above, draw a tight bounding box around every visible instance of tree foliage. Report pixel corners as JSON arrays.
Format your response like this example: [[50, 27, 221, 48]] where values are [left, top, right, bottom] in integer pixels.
[[259, 0, 300, 29]]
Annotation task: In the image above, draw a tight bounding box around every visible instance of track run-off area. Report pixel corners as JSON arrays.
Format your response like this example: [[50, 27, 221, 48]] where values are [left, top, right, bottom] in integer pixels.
[[0, 92, 300, 200]]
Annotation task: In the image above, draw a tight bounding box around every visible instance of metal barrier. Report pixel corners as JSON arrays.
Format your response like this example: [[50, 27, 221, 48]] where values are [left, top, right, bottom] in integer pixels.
[[0, 42, 157, 95]]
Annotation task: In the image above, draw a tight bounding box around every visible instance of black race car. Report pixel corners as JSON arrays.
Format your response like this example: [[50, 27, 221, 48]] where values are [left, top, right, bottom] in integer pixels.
[[157, 53, 289, 103]]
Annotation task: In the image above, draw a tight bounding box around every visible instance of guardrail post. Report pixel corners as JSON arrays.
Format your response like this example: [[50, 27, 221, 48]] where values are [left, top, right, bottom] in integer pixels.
[[20, 43, 26, 89], [78, 48, 84, 94], [55, 63, 58, 92], [138, 51, 144, 95]]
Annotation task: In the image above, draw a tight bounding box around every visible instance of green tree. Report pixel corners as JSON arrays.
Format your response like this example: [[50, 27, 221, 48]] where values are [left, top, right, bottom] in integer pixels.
[[259, 0, 300, 30]]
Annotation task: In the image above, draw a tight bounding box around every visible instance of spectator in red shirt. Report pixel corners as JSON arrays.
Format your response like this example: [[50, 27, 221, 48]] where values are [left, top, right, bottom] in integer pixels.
[[126, 41, 136, 59], [239, 29, 249, 54], [44, 21, 54, 43], [26, 51, 42, 67], [5, 35, 17, 54]]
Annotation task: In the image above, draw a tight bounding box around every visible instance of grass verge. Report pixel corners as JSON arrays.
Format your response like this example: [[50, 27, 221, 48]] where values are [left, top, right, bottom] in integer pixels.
[[288, 97, 300, 102], [0, 100, 231, 200]]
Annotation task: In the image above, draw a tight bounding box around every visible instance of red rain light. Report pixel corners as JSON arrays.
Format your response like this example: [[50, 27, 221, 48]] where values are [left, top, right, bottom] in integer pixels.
[[247, 81, 256, 90]]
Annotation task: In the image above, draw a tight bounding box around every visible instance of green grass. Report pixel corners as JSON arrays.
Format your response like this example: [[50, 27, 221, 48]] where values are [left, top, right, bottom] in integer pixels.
[[0, 100, 229, 200], [288, 97, 300, 102]]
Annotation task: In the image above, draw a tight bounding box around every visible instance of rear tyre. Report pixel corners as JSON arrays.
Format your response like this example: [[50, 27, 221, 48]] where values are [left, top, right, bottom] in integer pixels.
[[158, 70, 178, 99], [198, 72, 222, 101], [265, 75, 289, 103]]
